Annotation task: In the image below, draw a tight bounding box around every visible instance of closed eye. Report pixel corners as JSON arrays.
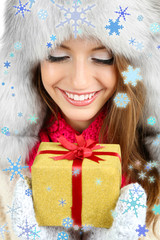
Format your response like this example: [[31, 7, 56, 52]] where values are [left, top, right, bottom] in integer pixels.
[[47, 56, 114, 65]]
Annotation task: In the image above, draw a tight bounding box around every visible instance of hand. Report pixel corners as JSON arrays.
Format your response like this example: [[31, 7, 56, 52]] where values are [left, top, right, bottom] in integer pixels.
[[82, 183, 147, 240], [11, 177, 81, 240]]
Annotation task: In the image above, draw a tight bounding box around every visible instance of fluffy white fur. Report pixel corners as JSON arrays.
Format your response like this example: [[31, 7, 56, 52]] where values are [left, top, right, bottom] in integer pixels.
[[0, 0, 160, 239]]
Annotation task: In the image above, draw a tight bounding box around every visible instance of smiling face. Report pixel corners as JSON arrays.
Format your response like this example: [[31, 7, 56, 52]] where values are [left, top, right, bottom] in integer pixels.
[[40, 37, 118, 133]]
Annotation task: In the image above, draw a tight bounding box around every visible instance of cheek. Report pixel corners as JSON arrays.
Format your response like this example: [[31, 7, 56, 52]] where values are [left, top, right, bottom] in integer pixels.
[[101, 67, 118, 90], [40, 62, 60, 87]]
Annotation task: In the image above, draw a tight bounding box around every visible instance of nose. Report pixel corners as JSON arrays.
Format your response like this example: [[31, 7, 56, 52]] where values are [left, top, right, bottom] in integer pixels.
[[70, 57, 91, 89]]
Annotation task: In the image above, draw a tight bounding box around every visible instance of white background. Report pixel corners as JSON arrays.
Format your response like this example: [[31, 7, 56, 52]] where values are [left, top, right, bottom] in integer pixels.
[[0, 0, 6, 48]]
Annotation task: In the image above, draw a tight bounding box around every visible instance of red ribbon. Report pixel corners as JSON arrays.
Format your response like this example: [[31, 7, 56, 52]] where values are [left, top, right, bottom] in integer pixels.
[[36, 134, 121, 227]]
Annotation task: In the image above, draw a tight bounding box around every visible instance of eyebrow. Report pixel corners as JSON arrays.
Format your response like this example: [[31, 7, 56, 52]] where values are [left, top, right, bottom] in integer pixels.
[[58, 44, 106, 51]]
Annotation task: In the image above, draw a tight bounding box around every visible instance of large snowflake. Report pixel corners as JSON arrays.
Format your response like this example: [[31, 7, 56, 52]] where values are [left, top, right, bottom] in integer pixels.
[[114, 93, 130, 108], [2, 156, 29, 181], [13, 0, 31, 18], [17, 219, 37, 239], [122, 65, 142, 86], [52, 1, 96, 39], [105, 18, 124, 36], [135, 224, 149, 237], [119, 189, 147, 217]]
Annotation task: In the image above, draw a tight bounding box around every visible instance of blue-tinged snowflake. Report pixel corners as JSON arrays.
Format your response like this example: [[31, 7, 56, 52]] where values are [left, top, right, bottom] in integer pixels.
[[147, 116, 156, 126], [28, 114, 38, 124], [129, 37, 136, 46], [152, 204, 160, 215], [15, 130, 19, 135], [17, 219, 37, 239], [53, 1, 96, 39], [4, 61, 11, 68], [137, 15, 143, 21], [96, 178, 102, 185], [2, 156, 29, 181], [18, 112, 23, 117], [138, 171, 147, 180], [158, 134, 160, 138], [111, 209, 118, 218], [130, 183, 144, 197], [72, 167, 80, 176], [120, 190, 147, 217], [50, 0, 55, 4], [128, 164, 133, 170], [38, 9, 48, 20], [25, 188, 32, 196], [47, 186, 51, 191], [122, 65, 142, 86], [136, 224, 149, 237], [135, 41, 144, 51], [1, 126, 10, 136], [144, 162, 153, 171], [62, 217, 73, 229], [157, 45, 160, 49], [4, 70, 9, 75], [46, 42, 52, 48], [10, 52, 15, 58], [73, 225, 80, 230], [57, 231, 69, 240], [6, 204, 20, 218], [152, 138, 160, 146], [13, 0, 31, 18], [81, 224, 93, 232], [2, 82, 5, 86], [114, 93, 130, 108], [0, 223, 9, 239], [29, 0, 35, 8], [50, 34, 56, 42], [105, 18, 124, 36], [14, 42, 22, 50], [59, 198, 66, 207], [150, 23, 160, 33], [115, 6, 130, 21], [12, 93, 16, 97], [148, 176, 155, 183], [29, 226, 41, 239]]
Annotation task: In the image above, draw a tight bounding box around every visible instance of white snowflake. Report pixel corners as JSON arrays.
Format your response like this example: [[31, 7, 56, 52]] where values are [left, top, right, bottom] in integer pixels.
[[138, 171, 147, 180], [52, 1, 96, 39], [81, 224, 93, 232], [122, 65, 142, 86], [2, 156, 29, 181], [148, 176, 155, 183]]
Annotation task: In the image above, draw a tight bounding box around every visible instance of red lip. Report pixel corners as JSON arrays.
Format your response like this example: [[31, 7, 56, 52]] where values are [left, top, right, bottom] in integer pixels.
[[59, 88, 102, 106]]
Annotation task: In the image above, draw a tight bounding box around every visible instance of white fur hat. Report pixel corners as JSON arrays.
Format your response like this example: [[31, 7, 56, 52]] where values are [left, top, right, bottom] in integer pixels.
[[0, 0, 160, 172]]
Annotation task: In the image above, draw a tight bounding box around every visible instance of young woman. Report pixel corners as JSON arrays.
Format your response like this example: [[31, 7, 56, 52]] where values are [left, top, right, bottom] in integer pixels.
[[0, 0, 160, 239]]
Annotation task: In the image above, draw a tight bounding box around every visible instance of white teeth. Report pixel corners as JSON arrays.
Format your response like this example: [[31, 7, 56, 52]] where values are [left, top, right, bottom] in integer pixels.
[[65, 91, 96, 101]]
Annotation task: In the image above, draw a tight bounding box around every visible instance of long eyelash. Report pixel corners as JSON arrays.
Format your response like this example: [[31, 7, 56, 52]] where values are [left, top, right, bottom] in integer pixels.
[[47, 55, 114, 65]]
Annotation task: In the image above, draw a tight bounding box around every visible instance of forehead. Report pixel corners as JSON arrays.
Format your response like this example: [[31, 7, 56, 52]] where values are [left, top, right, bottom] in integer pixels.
[[54, 36, 111, 52]]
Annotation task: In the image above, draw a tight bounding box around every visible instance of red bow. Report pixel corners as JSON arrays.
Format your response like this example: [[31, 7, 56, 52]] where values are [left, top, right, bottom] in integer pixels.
[[50, 134, 105, 162]]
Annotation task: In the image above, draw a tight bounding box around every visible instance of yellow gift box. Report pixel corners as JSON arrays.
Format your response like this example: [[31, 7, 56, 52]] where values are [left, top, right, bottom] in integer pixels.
[[31, 138, 121, 229]]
